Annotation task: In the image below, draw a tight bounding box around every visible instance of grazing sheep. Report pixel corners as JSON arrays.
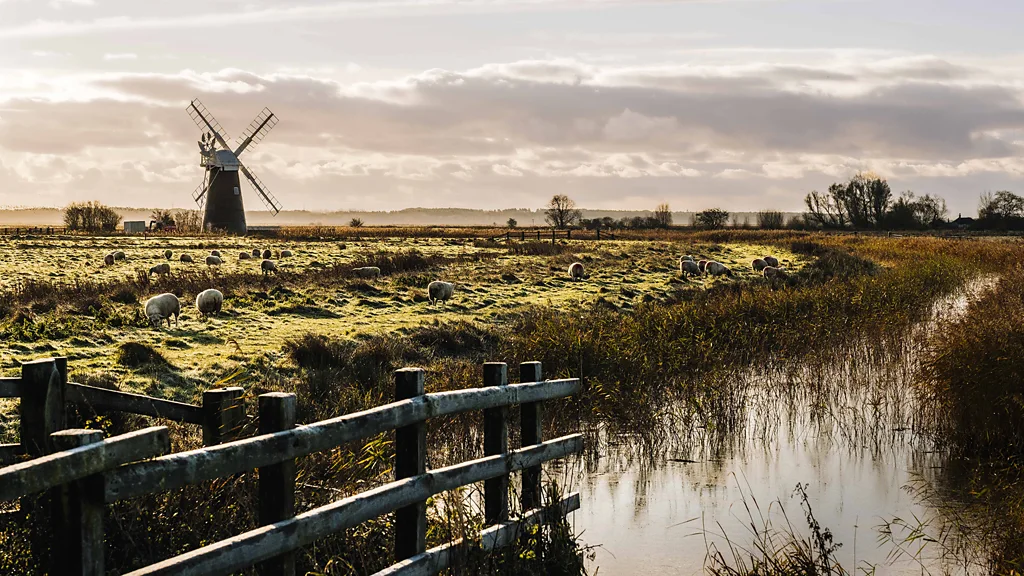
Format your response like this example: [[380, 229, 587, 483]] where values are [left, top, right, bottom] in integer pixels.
[[149, 263, 171, 276], [144, 293, 180, 328], [239, 252, 251, 260], [352, 266, 381, 279], [180, 254, 193, 263], [252, 248, 261, 258], [763, 266, 788, 280], [104, 253, 115, 266], [195, 288, 224, 317], [568, 262, 585, 281], [706, 261, 733, 277], [262, 249, 272, 259], [428, 280, 455, 306], [206, 255, 222, 266], [113, 250, 126, 261], [698, 260, 709, 274], [680, 259, 701, 276], [164, 250, 173, 260], [261, 259, 278, 275], [681, 255, 696, 262], [210, 250, 221, 257], [763, 256, 780, 268], [280, 249, 292, 258], [752, 258, 768, 272]]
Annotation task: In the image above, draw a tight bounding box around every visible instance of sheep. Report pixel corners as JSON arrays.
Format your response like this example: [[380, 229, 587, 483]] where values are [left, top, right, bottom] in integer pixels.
[[195, 288, 224, 317], [206, 255, 222, 267], [681, 255, 696, 262], [706, 261, 733, 277], [680, 259, 701, 277], [763, 256, 780, 268], [261, 259, 278, 275], [280, 249, 293, 258], [752, 258, 768, 272], [164, 249, 173, 260], [180, 254, 193, 263], [352, 266, 381, 279], [103, 253, 115, 266], [210, 250, 221, 257], [427, 280, 455, 307], [568, 262, 585, 281], [144, 293, 180, 328], [698, 260, 709, 274], [763, 266, 788, 280], [262, 249, 272, 259], [113, 250, 126, 261], [149, 263, 171, 276], [252, 248, 261, 258], [239, 252, 251, 260]]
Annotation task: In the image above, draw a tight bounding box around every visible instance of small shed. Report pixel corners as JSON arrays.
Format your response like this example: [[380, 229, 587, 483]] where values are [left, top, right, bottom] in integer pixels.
[[124, 221, 146, 233]]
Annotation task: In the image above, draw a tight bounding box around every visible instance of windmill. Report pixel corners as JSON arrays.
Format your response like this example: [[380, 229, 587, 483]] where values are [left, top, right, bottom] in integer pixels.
[[188, 98, 282, 234]]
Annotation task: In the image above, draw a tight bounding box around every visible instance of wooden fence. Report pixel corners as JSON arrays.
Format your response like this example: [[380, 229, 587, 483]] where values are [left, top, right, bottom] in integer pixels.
[[488, 228, 617, 243], [0, 357, 582, 575]]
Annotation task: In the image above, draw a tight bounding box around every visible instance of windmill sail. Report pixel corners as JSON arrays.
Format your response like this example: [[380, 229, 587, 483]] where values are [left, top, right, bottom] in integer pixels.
[[187, 99, 231, 150], [234, 107, 277, 156], [239, 164, 282, 215]]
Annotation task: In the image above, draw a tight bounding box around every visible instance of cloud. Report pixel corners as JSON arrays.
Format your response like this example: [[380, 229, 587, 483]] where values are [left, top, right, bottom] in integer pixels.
[[103, 53, 137, 61], [2, 54, 1024, 213]]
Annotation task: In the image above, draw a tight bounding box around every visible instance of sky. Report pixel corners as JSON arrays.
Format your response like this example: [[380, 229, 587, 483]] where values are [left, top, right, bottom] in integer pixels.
[[2, 1, 1024, 216]]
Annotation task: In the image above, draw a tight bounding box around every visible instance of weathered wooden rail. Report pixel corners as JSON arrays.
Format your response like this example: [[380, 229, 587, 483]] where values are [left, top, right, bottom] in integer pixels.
[[0, 357, 582, 575], [488, 228, 617, 243]]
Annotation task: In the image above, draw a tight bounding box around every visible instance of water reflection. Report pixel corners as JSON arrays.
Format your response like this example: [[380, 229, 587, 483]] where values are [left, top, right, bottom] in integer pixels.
[[576, 278, 998, 575]]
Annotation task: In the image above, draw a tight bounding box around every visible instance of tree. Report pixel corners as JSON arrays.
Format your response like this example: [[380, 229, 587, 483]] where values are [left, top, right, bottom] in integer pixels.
[[173, 209, 202, 233], [653, 203, 672, 228], [349, 218, 365, 228], [507, 218, 518, 229], [63, 201, 121, 232], [978, 191, 1024, 227], [694, 208, 730, 230], [544, 194, 582, 229], [804, 173, 892, 229], [150, 209, 175, 228], [757, 210, 785, 229]]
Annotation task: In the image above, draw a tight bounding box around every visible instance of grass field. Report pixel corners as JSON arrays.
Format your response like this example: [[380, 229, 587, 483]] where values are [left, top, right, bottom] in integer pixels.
[[0, 234, 807, 399]]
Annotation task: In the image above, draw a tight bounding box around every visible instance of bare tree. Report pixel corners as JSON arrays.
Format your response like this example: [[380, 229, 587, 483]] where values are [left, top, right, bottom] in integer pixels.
[[544, 194, 582, 229], [349, 218, 365, 228], [653, 203, 672, 228], [757, 210, 785, 229]]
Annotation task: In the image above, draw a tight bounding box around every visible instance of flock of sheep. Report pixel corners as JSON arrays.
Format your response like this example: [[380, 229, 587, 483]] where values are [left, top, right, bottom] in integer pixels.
[[678, 254, 788, 280], [124, 245, 786, 329]]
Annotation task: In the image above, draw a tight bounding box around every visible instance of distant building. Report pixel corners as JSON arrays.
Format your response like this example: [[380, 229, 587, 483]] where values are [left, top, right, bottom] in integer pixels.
[[124, 221, 146, 233], [949, 214, 975, 230]]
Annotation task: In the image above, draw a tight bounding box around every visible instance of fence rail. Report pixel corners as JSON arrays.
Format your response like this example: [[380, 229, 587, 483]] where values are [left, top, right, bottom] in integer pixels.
[[0, 357, 583, 576], [488, 228, 617, 243]]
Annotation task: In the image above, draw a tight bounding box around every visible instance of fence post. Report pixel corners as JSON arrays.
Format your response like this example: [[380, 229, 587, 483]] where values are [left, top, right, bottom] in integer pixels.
[[394, 368, 427, 560], [536, 230, 541, 241], [551, 229, 556, 244], [567, 229, 571, 240], [257, 392, 297, 576], [483, 362, 509, 523], [519, 362, 543, 510], [596, 229, 601, 240], [50, 429, 105, 576], [21, 358, 66, 457], [202, 386, 245, 446], [520, 231, 525, 241]]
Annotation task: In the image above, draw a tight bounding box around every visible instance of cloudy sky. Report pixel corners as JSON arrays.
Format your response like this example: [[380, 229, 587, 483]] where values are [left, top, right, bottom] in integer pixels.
[[1, 0, 1023, 215]]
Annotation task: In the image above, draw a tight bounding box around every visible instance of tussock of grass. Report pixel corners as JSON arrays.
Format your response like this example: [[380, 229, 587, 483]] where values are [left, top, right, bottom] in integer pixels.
[[116, 341, 168, 368]]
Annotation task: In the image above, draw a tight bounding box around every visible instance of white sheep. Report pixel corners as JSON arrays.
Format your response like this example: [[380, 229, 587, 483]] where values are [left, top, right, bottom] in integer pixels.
[[144, 293, 180, 328], [698, 260, 709, 274], [568, 262, 585, 281], [752, 258, 768, 272], [113, 250, 126, 261], [680, 259, 701, 276], [763, 266, 788, 280], [252, 248, 261, 258], [261, 259, 278, 275], [763, 256, 780, 268], [262, 249, 272, 259], [352, 266, 381, 279], [149, 263, 171, 276], [104, 253, 115, 266], [239, 252, 251, 260], [206, 255, 222, 266], [210, 250, 221, 257], [280, 249, 293, 258], [164, 250, 173, 260], [180, 254, 193, 263], [681, 255, 696, 262], [706, 261, 733, 277], [428, 280, 455, 307], [195, 288, 224, 317]]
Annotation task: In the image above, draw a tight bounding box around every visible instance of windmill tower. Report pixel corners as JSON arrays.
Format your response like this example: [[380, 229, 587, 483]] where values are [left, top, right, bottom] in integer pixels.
[[188, 98, 282, 234]]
